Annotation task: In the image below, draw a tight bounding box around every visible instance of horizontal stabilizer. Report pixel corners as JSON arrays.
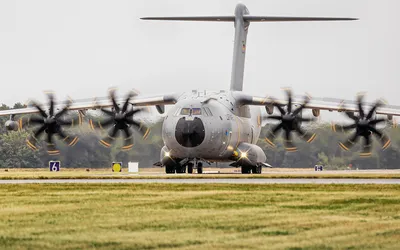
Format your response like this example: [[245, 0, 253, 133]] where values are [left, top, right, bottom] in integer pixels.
[[141, 16, 235, 22], [244, 16, 357, 22], [141, 15, 357, 22]]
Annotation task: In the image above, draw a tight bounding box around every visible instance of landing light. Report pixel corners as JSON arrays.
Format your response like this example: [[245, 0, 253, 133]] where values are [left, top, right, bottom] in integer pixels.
[[164, 152, 170, 157], [241, 152, 248, 158]]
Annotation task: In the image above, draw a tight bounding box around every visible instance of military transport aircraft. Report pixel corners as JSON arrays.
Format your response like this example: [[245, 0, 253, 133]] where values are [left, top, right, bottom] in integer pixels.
[[0, 3, 400, 174]]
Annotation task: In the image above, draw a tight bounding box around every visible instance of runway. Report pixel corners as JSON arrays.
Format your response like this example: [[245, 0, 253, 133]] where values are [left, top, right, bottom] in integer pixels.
[[0, 178, 399, 184]]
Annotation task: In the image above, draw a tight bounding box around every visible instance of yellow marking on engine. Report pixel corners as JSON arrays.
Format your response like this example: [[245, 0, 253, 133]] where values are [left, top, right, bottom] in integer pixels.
[[257, 115, 261, 127], [307, 133, 317, 143], [339, 142, 349, 151], [233, 151, 239, 157]]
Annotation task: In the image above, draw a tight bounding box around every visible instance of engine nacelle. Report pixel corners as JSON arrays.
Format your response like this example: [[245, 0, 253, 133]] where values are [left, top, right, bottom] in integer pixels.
[[265, 104, 274, 115], [5, 120, 19, 131], [312, 109, 320, 117], [234, 142, 267, 167]]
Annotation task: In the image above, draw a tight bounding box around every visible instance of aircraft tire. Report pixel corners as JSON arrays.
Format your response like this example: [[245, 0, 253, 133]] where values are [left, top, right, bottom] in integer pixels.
[[241, 166, 251, 174], [197, 162, 203, 174], [252, 166, 262, 174], [176, 165, 186, 174], [165, 165, 175, 174], [188, 163, 194, 174]]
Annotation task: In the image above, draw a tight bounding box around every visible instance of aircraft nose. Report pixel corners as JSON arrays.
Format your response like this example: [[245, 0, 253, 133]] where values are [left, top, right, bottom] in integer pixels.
[[175, 117, 205, 148]]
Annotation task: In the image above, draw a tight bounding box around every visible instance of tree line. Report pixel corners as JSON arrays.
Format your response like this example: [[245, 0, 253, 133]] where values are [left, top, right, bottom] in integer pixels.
[[0, 103, 399, 169]]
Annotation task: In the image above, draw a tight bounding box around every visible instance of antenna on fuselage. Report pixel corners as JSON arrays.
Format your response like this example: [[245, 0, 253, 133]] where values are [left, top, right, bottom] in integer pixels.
[[141, 3, 357, 92]]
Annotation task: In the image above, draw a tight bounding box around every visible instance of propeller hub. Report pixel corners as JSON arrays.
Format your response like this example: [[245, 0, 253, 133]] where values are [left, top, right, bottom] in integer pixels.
[[115, 113, 125, 121]]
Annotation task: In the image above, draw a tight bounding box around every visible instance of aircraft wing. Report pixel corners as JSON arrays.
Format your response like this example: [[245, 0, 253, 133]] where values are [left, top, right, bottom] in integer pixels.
[[0, 93, 180, 117], [234, 92, 400, 118]]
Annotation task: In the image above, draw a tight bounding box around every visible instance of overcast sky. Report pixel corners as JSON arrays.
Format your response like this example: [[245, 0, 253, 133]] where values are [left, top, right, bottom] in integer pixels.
[[0, 0, 399, 109]]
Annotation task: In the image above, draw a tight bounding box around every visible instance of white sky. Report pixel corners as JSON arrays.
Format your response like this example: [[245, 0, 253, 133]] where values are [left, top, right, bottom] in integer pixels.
[[0, 0, 399, 110]]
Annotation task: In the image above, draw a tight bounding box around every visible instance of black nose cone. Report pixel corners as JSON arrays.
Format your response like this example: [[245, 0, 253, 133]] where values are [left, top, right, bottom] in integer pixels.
[[175, 117, 205, 148]]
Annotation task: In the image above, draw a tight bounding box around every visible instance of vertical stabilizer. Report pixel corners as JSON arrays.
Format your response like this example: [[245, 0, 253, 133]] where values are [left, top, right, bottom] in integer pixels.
[[141, 5, 357, 92], [230, 3, 249, 91]]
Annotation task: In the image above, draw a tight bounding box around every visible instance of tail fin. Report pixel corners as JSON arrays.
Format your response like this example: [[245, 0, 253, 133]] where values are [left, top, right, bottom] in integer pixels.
[[141, 3, 357, 92]]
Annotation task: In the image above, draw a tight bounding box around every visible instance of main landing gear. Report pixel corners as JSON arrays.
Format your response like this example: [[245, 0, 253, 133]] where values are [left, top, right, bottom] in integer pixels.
[[164, 160, 204, 174], [241, 165, 262, 174]]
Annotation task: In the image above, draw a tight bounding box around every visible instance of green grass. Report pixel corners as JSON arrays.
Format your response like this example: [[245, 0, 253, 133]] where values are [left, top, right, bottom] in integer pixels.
[[1, 184, 400, 249], [1, 168, 400, 179]]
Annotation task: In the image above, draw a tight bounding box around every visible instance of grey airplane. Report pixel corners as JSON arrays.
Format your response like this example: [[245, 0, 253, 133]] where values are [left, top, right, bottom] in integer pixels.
[[1, 3, 400, 174]]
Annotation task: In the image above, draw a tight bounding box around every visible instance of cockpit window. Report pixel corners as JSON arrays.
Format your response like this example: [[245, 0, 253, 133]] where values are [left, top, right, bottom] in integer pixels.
[[180, 108, 191, 115], [180, 108, 202, 116], [192, 108, 201, 115]]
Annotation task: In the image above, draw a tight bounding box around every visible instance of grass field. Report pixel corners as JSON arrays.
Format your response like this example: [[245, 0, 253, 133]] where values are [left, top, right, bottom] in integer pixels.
[[1, 168, 400, 179], [1, 184, 400, 249]]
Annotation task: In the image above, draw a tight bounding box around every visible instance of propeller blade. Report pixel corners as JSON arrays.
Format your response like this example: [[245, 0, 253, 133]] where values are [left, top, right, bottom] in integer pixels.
[[267, 115, 283, 120], [109, 90, 120, 113], [121, 127, 134, 150], [359, 135, 372, 157], [32, 102, 47, 118], [369, 127, 391, 150], [295, 127, 317, 143], [101, 108, 115, 117], [99, 126, 119, 148], [265, 123, 283, 147], [339, 131, 360, 151], [47, 143, 60, 156], [29, 116, 45, 125], [331, 123, 357, 133], [344, 111, 358, 121], [285, 89, 292, 113], [54, 101, 72, 119], [299, 117, 315, 122], [369, 118, 386, 126], [292, 95, 310, 116], [357, 94, 365, 118], [34, 125, 47, 138], [57, 129, 79, 147], [121, 92, 135, 113], [284, 128, 297, 152], [48, 93, 55, 117], [273, 103, 286, 115], [366, 100, 383, 120], [125, 108, 143, 118], [26, 136, 39, 151]]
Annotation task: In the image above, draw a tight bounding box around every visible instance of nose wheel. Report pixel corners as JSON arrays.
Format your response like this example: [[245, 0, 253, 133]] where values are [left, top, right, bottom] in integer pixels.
[[197, 162, 203, 174], [187, 162, 194, 174]]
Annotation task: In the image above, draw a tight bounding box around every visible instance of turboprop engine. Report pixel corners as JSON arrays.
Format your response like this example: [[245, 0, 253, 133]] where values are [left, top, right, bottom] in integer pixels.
[[5, 120, 18, 131], [233, 142, 267, 168]]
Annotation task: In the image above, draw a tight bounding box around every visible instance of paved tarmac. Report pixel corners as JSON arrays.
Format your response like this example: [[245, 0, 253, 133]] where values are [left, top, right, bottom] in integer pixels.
[[0, 178, 399, 184]]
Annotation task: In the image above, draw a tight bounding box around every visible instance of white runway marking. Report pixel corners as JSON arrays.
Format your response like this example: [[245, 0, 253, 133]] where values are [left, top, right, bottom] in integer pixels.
[[0, 178, 399, 184]]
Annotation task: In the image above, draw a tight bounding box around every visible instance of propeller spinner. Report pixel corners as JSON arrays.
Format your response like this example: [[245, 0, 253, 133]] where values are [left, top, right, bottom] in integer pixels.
[[89, 89, 150, 151], [265, 89, 316, 152], [24, 93, 80, 155], [332, 94, 391, 157]]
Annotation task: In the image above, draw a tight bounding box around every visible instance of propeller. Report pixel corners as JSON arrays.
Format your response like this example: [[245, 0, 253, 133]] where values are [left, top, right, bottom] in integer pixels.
[[24, 93, 80, 155], [265, 89, 316, 152], [89, 89, 150, 151], [331, 94, 391, 157]]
